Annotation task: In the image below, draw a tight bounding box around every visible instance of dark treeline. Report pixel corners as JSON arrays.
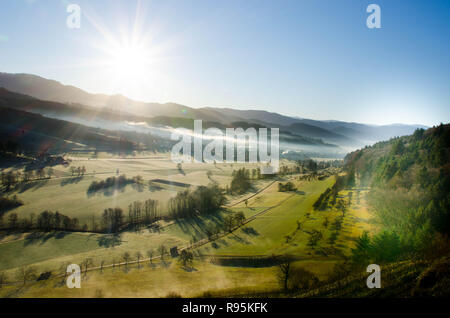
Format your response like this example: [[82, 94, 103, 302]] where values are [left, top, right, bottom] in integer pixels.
[[313, 188, 332, 211], [1, 210, 80, 232], [101, 208, 124, 233], [0, 103, 176, 156], [87, 174, 143, 194], [168, 183, 226, 218], [296, 159, 342, 173], [278, 181, 296, 192], [127, 199, 159, 232], [1, 199, 160, 234], [0, 107, 136, 153], [313, 173, 352, 211], [1, 167, 54, 189]]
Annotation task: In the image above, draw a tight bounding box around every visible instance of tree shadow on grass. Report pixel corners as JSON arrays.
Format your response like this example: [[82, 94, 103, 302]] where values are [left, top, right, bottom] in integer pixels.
[[131, 183, 145, 192], [148, 183, 163, 192], [86, 184, 127, 198], [97, 234, 122, 248], [160, 260, 172, 268], [60, 176, 83, 187], [23, 231, 71, 246], [229, 233, 251, 245], [174, 209, 229, 237], [3, 285, 28, 298], [242, 226, 259, 236], [181, 265, 198, 272], [53, 280, 65, 288], [13, 179, 49, 193]]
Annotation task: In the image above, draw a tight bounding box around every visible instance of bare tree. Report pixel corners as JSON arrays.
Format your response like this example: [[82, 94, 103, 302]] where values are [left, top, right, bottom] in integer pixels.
[[136, 251, 143, 269], [234, 211, 246, 225], [82, 258, 93, 277], [147, 249, 154, 265], [16, 266, 37, 286], [122, 252, 131, 269], [179, 249, 194, 268], [59, 261, 70, 283], [158, 245, 167, 262], [277, 258, 292, 292]]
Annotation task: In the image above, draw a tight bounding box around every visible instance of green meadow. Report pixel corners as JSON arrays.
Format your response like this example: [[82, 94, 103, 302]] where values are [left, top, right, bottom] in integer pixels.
[[3, 154, 271, 224], [0, 154, 376, 297]]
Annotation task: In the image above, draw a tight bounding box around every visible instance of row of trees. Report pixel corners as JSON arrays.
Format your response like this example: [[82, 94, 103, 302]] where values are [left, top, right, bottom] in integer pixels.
[[1, 199, 160, 233], [69, 166, 86, 177], [313, 173, 352, 211], [0, 168, 55, 189], [168, 183, 226, 218], [101, 208, 125, 233], [87, 174, 142, 193], [127, 199, 159, 231], [0, 245, 196, 287], [1, 210, 80, 232]]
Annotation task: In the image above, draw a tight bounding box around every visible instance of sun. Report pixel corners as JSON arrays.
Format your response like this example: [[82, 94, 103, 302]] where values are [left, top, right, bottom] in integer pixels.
[[102, 42, 162, 99], [111, 45, 148, 81], [81, 2, 173, 100]]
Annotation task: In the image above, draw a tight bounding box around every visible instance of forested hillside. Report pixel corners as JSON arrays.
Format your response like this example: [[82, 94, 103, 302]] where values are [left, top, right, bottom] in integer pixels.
[[292, 124, 450, 298], [335, 124, 450, 296]]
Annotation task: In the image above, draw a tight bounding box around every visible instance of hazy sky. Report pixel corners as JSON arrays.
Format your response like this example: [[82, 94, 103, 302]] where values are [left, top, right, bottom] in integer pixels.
[[0, 0, 449, 126]]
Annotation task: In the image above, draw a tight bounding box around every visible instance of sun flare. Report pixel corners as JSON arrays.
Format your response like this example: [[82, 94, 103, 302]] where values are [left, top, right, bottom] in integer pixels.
[[111, 46, 148, 80]]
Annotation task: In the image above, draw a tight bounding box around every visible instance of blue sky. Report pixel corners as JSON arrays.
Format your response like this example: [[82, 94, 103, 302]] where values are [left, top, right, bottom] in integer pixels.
[[0, 0, 449, 126]]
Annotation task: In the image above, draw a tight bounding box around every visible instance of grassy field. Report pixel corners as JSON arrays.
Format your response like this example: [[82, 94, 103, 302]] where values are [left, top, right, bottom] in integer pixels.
[[0, 258, 280, 298], [3, 153, 271, 224], [0, 155, 274, 275], [198, 177, 374, 257], [0, 154, 376, 298]]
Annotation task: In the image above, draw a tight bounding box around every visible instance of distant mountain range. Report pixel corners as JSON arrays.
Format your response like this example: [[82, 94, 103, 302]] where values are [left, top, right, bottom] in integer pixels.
[[0, 72, 427, 150], [0, 88, 336, 156]]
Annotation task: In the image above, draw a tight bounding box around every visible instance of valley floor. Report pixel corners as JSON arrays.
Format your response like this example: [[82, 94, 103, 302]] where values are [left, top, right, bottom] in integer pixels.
[[0, 158, 375, 297]]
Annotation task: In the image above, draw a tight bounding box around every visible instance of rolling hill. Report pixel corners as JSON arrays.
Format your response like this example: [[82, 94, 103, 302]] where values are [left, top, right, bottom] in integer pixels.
[[0, 72, 425, 149]]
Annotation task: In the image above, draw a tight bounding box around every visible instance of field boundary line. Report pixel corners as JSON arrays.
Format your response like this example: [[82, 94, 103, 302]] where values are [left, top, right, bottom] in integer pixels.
[[225, 179, 277, 208]]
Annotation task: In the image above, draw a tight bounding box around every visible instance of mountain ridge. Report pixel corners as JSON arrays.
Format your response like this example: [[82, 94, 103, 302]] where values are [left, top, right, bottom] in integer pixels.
[[0, 72, 425, 147]]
